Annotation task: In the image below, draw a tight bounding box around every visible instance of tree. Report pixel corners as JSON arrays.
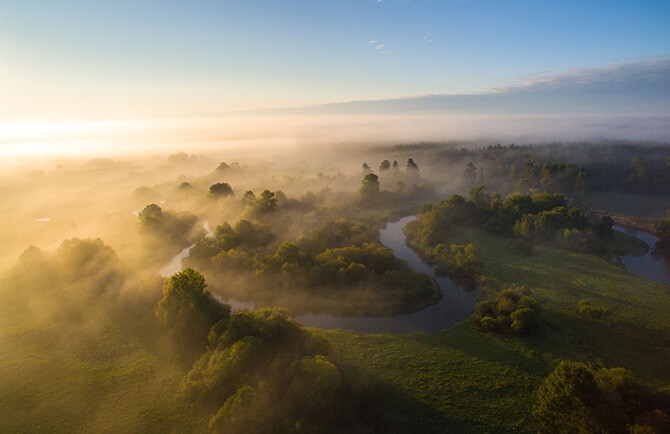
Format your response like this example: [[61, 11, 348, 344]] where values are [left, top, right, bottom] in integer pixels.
[[406, 158, 419, 172], [359, 173, 380, 200], [242, 190, 256, 205], [533, 361, 608, 433], [362, 162, 371, 173], [379, 160, 391, 171], [255, 190, 278, 214], [510, 307, 537, 334], [156, 268, 230, 353], [575, 168, 587, 196], [138, 203, 164, 227], [469, 185, 489, 208], [209, 182, 233, 197], [463, 162, 477, 188]]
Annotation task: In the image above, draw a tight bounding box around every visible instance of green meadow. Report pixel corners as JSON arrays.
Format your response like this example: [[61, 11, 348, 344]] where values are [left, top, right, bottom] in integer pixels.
[[324, 227, 670, 432]]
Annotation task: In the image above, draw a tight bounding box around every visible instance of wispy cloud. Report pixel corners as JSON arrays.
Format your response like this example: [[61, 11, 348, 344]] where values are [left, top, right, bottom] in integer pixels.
[[422, 36, 432, 44], [367, 40, 387, 53], [497, 58, 670, 93]]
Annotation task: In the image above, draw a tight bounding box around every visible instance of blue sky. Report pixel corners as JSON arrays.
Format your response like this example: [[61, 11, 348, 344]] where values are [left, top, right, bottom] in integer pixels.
[[1, 0, 668, 120]]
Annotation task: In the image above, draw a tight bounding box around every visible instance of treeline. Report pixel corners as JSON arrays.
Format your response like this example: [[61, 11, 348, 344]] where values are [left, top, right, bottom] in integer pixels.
[[423, 142, 670, 196]]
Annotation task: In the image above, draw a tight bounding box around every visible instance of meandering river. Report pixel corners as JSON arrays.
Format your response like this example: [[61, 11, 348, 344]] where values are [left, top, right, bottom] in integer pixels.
[[297, 216, 480, 333], [159, 216, 480, 333], [160, 219, 669, 334], [613, 226, 670, 286]]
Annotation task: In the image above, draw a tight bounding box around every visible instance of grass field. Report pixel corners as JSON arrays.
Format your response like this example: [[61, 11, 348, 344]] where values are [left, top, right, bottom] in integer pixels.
[[323, 227, 670, 432], [0, 318, 197, 433]]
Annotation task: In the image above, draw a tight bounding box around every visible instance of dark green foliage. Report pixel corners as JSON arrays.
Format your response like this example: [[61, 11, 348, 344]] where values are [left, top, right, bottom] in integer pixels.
[[155, 268, 230, 355], [189, 218, 438, 315], [189, 219, 275, 263], [295, 219, 377, 254], [474, 287, 539, 335], [433, 242, 477, 276], [209, 182, 233, 197], [254, 190, 278, 215], [533, 361, 670, 433], [533, 361, 608, 433], [405, 188, 608, 258], [359, 172, 380, 199], [577, 299, 610, 319], [180, 307, 367, 433]]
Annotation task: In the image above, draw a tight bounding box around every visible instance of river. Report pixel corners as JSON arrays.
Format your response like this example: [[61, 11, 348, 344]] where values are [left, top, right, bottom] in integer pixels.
[[297, 216, 480, 333], [613, 226, 670, 286], [159, 216, 480, 333], [160, 220, 669, 334]]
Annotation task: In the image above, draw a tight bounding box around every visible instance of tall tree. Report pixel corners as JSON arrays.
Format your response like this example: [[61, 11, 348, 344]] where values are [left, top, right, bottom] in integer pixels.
[[359, 173, 380, 200]]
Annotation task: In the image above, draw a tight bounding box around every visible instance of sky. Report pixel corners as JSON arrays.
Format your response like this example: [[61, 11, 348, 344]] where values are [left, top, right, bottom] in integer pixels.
[[0, 1, 669, 155]]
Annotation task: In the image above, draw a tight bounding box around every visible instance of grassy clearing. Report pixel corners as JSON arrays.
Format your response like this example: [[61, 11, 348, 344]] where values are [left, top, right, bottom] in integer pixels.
[[0, 319, 195, 433], [324, 226, 670, 432]]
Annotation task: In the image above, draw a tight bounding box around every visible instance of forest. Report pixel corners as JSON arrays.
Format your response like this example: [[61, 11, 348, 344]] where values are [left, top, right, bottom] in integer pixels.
[[1, 141, 670, 433]]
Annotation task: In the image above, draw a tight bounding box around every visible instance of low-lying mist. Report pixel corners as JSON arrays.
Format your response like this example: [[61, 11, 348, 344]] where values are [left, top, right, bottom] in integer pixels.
[[3, 112, 669, 160]]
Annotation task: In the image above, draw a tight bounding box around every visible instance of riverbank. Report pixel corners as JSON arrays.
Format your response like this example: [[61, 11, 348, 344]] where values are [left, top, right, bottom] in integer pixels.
[[591, 210, 658, 235]]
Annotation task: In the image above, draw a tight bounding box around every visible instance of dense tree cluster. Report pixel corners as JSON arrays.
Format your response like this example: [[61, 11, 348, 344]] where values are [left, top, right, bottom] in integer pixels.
[[406, 187, 611, 255], [187, 219, 439, 314], [432, 243, 477, 276], [474, 287, 539, 335], [533, 360, 670, 433], [179, 307, 369, 433]]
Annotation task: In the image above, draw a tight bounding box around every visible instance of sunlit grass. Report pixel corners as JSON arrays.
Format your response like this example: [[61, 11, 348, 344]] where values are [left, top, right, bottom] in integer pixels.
[[324, 227, 670, 432]]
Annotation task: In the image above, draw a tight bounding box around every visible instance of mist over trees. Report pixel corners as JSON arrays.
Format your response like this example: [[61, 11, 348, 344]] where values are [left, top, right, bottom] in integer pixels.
[[3, 141, 670, 433]]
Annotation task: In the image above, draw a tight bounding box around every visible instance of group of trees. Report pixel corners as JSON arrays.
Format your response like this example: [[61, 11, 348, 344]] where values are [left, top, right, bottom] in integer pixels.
[[534, 360, 670, 433], [474, 287, 539, 335], [186, 219, 440, 315], [406, 186, 613, 256], [154, 269, 372, 433], [2, 235, 382, 433], [359, 158, 430, 201]]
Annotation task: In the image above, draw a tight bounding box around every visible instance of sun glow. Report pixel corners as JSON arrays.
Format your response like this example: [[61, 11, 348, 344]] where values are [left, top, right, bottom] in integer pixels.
[[0, 120, 160, 158]]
